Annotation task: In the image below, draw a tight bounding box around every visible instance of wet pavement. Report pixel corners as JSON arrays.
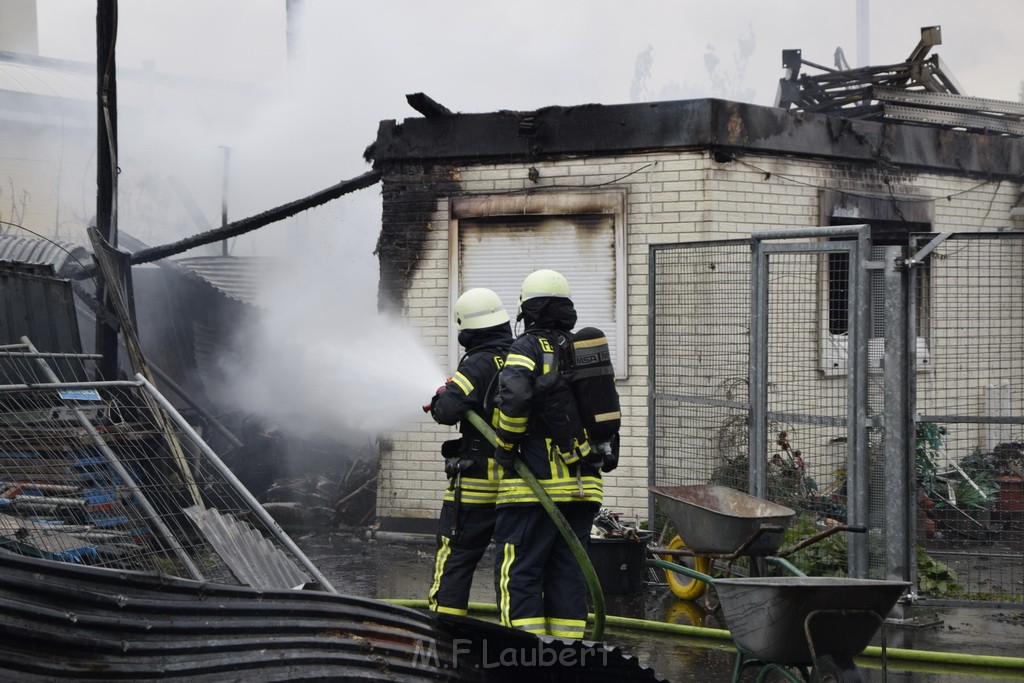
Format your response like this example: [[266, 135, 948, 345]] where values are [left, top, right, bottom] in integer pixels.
[[294, 530, 1024, 682]]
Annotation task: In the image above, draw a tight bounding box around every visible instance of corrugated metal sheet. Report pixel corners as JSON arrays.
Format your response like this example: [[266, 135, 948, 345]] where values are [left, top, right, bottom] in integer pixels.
[[0, 550, 667, 681], [183, 505, 311, 590], [174, 255, 280, 305], [0, 235, 90, 278], [0, 58, 93, 100]]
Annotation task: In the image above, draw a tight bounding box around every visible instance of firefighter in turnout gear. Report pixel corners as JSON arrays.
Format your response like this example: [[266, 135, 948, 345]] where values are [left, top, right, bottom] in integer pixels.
[[492, 269, 604, 639], [425, 288, 512, 615]]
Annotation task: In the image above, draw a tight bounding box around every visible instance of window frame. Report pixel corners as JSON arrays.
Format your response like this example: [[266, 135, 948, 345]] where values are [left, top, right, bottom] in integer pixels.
[[817, 190, 935, 376]]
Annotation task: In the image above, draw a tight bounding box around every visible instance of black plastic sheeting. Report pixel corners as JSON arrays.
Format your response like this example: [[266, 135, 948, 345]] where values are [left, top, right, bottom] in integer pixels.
[[0, 550, 667, 681]]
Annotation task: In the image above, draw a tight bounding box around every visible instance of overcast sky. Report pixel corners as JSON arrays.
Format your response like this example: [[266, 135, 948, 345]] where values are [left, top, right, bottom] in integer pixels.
[[27, 0, 1024, 433], [33, 0, 1024, 235]]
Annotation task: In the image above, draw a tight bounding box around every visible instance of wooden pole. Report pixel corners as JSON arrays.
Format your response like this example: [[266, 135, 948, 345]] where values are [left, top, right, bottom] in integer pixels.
[[94, 0, 120, 379]]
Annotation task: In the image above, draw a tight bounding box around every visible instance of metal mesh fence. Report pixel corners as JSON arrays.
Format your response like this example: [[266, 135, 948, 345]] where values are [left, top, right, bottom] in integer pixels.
[[0, 341, 323, 591], [650, 232, 1023, 602], [763, 250, 852, 528], [649, 241, 750, 532], [915, 234, 1024, 600]]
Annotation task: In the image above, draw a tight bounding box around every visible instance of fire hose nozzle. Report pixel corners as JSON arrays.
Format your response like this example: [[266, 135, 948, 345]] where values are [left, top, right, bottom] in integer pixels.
[[423, 382, 448, 413]]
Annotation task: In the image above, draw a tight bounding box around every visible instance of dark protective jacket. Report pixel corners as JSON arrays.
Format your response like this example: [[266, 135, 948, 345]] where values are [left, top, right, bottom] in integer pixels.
[[493, 299, 602, 506], [430, 324, 513, 505]]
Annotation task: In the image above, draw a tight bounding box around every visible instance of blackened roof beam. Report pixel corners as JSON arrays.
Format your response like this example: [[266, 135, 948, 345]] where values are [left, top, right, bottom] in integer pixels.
[[907, 26, 942, 63], [405, 92, 452, 118], [67, 169, 381, 280]]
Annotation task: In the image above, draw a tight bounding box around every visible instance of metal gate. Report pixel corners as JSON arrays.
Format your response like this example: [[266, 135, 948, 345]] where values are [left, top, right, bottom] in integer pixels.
[[649, 228, 1024, 603]]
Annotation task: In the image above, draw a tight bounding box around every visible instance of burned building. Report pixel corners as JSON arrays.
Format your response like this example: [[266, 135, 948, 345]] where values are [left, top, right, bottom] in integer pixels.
[[365, 32, 1024, 537]]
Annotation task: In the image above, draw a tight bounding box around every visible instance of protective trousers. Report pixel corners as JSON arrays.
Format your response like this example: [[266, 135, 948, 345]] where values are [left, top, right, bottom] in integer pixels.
[[427, 500, 496, 615], [494, 501, 597, 638]]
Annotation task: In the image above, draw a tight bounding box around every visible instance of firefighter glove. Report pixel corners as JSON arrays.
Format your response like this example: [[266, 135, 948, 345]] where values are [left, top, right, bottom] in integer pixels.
[[493, 445, 518, 469]]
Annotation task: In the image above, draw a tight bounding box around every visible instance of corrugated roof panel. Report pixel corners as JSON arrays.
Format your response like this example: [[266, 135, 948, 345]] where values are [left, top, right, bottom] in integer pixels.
[[183, 505, 311, 590], [0, 60, 92, 100], [174, 255, 280, 305], [0, 235, 91, 277]]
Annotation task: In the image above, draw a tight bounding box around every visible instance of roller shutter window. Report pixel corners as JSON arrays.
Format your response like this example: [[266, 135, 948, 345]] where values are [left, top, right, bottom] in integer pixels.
[[458, 213, 623, 375]]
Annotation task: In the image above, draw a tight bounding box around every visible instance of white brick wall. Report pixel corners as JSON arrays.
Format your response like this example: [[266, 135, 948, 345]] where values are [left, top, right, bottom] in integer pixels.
[[378, 149, 1021, 524]]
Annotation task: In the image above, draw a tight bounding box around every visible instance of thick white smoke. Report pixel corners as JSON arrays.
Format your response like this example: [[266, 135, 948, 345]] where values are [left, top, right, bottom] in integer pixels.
[[221, 232, 447, 437]]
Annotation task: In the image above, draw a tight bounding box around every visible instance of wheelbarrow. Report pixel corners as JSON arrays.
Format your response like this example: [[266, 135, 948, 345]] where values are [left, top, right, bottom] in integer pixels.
[[649, 484, 861, 600], [648, 557, 908, 682], [648, 484, 909, 681]]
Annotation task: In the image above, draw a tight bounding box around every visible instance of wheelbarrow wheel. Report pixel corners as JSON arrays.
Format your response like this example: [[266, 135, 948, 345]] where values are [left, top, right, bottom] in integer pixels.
[[662, 535, 711, 601], [815, 654, 863, 683]]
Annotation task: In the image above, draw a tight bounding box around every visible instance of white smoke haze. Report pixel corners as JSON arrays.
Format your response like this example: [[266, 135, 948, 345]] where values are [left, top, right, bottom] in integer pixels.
[[220, 232, 447, 437]]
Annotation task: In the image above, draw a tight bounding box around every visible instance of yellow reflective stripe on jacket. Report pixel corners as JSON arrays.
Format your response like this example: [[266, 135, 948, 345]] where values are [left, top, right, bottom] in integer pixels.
[[443, 476, 501, 505], [488, 458, 503, 481], [505, 353, 536, 371], [547, 438, 592, 473], [496, 476, 603, 505], [451, 371, 473, 395], [549, 442, 567, 479], [546, 617, 586, 639], [497, 411, 527, 434], [553, 445, 580, 465], [594, 410, 621, 422]]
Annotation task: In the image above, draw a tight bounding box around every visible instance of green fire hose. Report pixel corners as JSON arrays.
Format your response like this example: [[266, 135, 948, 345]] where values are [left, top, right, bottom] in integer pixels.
[[464, 410, 606, 641]]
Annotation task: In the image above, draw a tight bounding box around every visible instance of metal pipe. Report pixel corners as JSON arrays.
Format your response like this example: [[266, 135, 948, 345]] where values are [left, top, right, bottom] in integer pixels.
[[136, 373, 337, 594], [882, 246, 914, 617], [0, 351, 103, 359], [752, 225, 872, 241], [364, 530, 436, 545], [849, 229, 872, 577], [647, 247, 658, 527], [748, 238, 768, 497], [0, 380, 142, 393]]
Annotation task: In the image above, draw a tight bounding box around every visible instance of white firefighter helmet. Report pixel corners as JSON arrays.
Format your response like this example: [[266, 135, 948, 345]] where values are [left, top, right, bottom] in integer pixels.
[[519, 269, 571, 306], [454, 288, 510, 330]]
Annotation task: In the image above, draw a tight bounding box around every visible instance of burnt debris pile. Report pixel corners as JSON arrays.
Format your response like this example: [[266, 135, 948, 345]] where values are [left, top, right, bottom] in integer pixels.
[[777, 25, 1024, 137]]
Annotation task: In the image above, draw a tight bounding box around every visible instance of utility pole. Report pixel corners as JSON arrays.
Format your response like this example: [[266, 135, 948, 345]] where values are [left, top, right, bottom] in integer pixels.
[[856, 0, 870, 68], [95, 0, 120, 379], [221, 146, 230, 256]]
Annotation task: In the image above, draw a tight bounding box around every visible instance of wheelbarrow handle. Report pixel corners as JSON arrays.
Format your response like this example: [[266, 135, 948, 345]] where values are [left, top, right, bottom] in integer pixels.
[[647, 546, 694, 558], [722, 524, 786, 561], [776, 524, 868, 558], [647, 557, 716, 586]]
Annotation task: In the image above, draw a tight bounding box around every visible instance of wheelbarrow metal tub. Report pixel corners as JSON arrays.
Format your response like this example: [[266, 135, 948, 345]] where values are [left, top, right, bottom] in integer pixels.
[[650, 484, 796, 555], [714, 576, 910, 665]]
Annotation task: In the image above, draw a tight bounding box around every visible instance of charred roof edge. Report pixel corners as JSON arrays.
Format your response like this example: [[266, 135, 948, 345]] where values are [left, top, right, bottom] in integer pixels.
[[368, 98, 1024, 179]]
